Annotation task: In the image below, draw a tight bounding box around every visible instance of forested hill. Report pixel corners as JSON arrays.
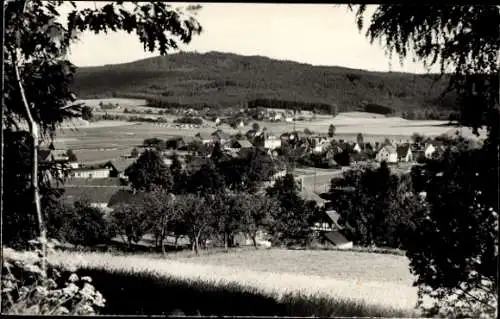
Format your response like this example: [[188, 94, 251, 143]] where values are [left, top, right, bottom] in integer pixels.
[[72, 51, 457, 115]]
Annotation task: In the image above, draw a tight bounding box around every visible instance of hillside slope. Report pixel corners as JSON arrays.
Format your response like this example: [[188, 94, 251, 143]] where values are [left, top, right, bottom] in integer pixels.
[[73, 51, 457, 114]]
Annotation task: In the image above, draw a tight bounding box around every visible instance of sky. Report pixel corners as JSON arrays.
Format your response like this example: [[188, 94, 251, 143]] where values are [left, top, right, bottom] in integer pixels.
[[63, 2, 440, 74]]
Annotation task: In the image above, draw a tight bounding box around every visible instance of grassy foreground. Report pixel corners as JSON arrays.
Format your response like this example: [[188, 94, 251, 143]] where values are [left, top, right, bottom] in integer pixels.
[[35, 249, 420, 317]]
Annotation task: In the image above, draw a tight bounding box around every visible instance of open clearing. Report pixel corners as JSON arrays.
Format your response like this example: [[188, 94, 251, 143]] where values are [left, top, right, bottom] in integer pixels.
[[44, 248, 418, 311]]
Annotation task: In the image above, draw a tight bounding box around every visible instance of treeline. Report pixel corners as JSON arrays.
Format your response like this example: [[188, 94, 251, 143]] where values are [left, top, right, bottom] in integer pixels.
[[247, 98, 339, 115], [362, 103, 394, 115], [401, 108, 456, 121]]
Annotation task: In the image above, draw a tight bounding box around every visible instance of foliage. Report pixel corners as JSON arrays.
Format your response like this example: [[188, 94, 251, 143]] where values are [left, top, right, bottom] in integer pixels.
[[266, 174, 315, 246], [2, 242, 105, 315], [124, 149, 173, 192], [63, 199, 114, 247], [327, 124, 336, 138], [81, 105, 93, 121], [406, 146, 498, 317], [351, 4, 499, 132], [109, 202, 151, 248], [2, 0, 202, 257], [130, 147, 139, 158], [328, 162, 424, 248], [66, 149, 77, 162]]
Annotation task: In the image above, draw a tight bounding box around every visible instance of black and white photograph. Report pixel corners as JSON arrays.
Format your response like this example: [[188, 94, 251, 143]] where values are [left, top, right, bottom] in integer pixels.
[[1, 2, 498, 318]]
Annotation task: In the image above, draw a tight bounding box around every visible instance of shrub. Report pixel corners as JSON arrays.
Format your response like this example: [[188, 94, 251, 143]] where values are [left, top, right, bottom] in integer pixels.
[[174, 117, 203, 125], [2, 240, 105, 315]]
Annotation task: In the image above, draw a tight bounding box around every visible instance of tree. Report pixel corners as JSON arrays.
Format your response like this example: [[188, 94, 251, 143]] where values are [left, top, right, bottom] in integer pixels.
[[130, 148, 139, 158], [411, 133, 425, 144], [350, 5, 499, 316], [141, 189, 178, 254], [188, 160, 225, 195], [207, 192, 240, 248], [2, 0, 202, 278], [81, 105, 93, 121], [124, 149, 173, 192], [109, 203, 150, 250], [252, 122, 260, 131], [175, 194, 213, 254], [328, 124, 336, 138], [66, 149, 77, 162], [64, 198, 114, 247], [266, 173, 314, 246], [239, 193, 279, 248], [356, 133, 364, 147]]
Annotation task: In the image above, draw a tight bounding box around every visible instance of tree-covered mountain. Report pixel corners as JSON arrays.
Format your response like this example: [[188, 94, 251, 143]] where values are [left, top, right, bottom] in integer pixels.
[[73, 51, 457, 115]]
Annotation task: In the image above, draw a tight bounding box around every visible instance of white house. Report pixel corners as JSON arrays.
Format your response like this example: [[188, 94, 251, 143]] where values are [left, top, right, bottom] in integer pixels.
[[353, 143, 362, 153], [424, 143, 436, 159], [264, 137, 282, 149], [375, 145, 398, 163], [285, 116, 294, 123], [70, 165, 112, 179]]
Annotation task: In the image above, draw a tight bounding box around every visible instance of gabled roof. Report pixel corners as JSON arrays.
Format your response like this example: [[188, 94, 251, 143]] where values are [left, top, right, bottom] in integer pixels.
[[378, 145, 397, 154], [38, 149, 53, 162], [64, 177, 125, 187], [325, 210, 344, 230], [322, 230, 350, 246], [72, 163, 111, 171], [108, 157, 136, 172], [396, 144, 411, 157]]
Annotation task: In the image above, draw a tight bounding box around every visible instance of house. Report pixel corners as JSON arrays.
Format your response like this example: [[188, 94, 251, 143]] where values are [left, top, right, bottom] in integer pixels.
[[353, 143, 362, 153], [264, 136, 282, 150], [311, 210, 353, 249], [396, 144, 413, 162], [424, 143, 436, 159], [211, 130, 231, 145], [70, 163, 113, 179], [195, 132, 213, 145], [312, 210, 344, 231], [227, 139, 253, 151], [375, 145, 398, 163]]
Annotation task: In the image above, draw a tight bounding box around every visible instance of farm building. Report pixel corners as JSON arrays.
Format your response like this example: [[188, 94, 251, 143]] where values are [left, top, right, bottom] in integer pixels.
[[264, 136, 282, 149], [375, 145, 398, 163], [396, 144, 413, 162], [70, 163, 114, 179], [311, 210, 353, 249]]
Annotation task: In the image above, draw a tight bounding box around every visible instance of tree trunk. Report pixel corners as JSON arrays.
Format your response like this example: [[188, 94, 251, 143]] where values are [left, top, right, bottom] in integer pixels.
[[224, 232, 228, 249], [14, 59, 46, 278], [251, 234, 257, 249], [174, 235, 179, 249]]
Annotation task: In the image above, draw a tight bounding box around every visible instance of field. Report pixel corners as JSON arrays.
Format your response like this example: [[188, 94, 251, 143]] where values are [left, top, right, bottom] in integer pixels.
[[39, 248, 419, 316]]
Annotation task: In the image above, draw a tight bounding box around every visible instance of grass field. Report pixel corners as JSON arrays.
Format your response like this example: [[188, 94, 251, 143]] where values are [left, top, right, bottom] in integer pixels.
[[41, 248, 418, 316]]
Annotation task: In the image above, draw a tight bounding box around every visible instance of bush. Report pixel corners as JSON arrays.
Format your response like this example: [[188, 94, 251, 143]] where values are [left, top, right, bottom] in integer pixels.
[[2, 241, 105, 315]]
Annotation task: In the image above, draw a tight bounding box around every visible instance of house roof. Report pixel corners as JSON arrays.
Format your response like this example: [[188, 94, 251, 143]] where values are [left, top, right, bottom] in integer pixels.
[[235, 140, 253, 148], [38, 149, 53, 162], [322, 230, 350, 246], [325, 210, 344, 230], [64, 177, 125, 187], [107, 189, 138, 207], [61, 186, 125, 205], [379, 145, 397, 154], [396, 144, 411, 157], [72, 163, 111, 171], [300, 188, 326, 207], [108, 157, 136, 172]]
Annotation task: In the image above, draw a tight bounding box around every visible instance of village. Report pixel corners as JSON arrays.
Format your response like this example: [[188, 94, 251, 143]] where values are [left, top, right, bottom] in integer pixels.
[[37, 105, 469, 252]]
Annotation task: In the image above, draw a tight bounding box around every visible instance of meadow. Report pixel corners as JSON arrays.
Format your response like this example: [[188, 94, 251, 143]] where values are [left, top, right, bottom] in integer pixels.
[[36, 248, 419, 316]]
